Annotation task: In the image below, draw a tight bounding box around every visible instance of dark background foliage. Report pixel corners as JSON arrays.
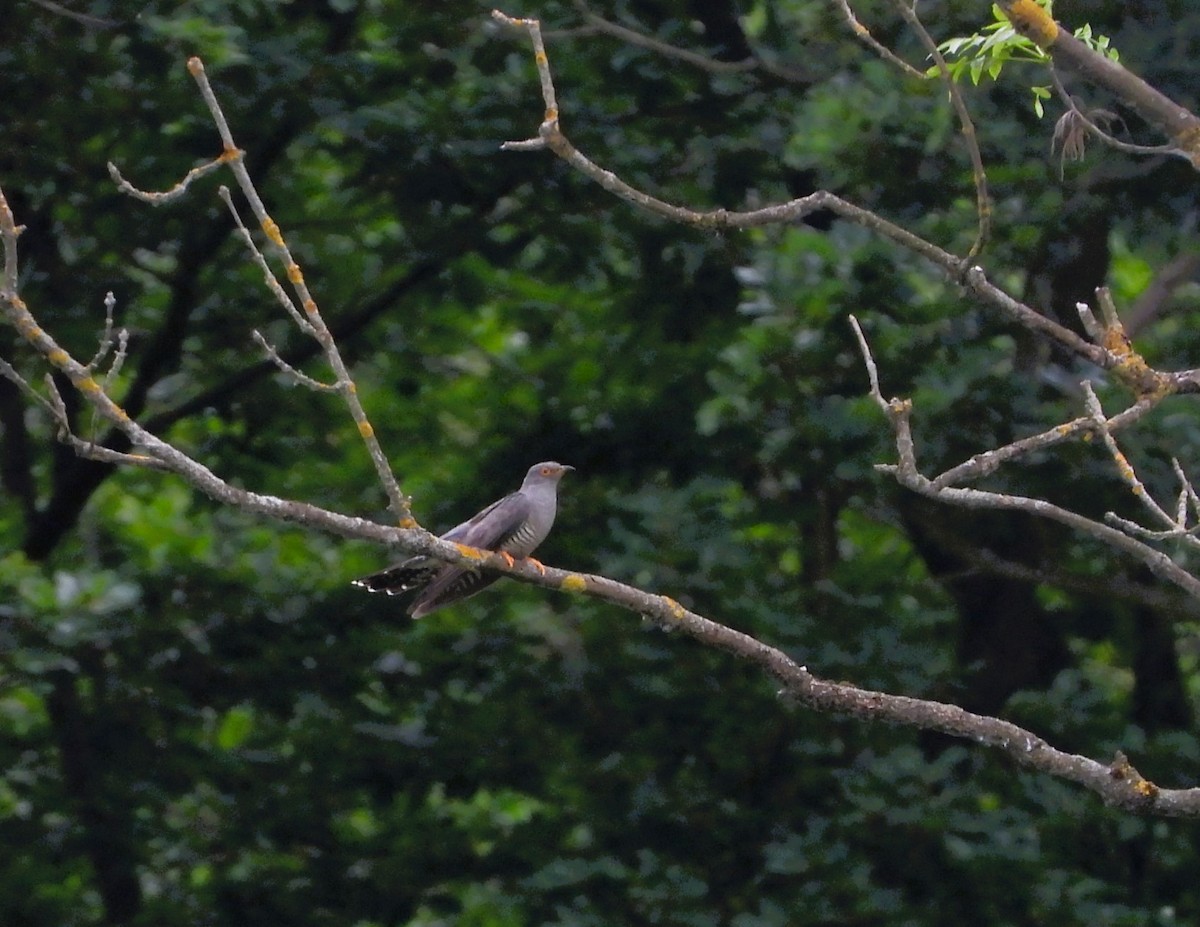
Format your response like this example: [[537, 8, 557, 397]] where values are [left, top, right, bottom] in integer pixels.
[[3, 0, 1200, 924]]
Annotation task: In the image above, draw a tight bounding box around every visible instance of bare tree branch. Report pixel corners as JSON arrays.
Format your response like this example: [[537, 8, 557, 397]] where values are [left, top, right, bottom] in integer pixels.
[[110, 59, 414, 527], [492, 11, 1123, 371], [849, 316, 1200, 602]]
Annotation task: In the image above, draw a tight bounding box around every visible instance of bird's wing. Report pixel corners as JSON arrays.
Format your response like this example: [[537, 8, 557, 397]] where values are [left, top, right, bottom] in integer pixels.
[[442, 490, 532, 550]]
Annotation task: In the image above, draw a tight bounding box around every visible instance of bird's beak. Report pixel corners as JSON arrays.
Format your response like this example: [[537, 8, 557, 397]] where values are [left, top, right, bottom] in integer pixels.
[[561, 465, 576, 473]]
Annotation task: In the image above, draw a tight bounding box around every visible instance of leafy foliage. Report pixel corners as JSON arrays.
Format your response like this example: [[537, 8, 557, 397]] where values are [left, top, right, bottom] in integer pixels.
[[3, 1, 1200, 925], [931, 2, 1120, 115]]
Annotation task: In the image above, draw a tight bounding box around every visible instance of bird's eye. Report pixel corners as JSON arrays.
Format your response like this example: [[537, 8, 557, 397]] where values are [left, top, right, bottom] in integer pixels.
[[541, 466, 552, 475]]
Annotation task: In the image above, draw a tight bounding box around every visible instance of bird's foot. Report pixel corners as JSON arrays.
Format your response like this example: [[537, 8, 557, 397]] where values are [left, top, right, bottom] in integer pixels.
[[521, 556, 548, 575], [498, 551, 516, 568]]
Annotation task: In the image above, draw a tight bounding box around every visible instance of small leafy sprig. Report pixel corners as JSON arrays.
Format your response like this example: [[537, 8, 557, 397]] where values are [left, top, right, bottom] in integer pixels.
[[930, 2, 1119, 116]]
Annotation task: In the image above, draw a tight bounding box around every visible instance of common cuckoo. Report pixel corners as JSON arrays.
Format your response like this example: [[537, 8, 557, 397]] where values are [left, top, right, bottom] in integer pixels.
[[353, 461, 573, 618]]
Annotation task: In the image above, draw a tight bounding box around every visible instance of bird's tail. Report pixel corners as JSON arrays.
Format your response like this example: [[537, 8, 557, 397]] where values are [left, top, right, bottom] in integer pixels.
[[351, 558, 439, 595]]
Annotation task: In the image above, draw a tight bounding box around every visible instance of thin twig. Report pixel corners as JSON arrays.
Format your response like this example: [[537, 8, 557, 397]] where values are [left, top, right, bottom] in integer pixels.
[[28, 0, 118, 29], [1096, 287, 1122, 329], [1048, 65, 1178, 159], [105, 328, 129, 388], [569, 1, 758, 76], [85, 291, 117, 371], [1104, 512, 1200, 542], [954, 543, 1200, 616], [252, 330, 338, 391], [830, 0, 924, 78], [0, 358, 54, 416], [1076, 299, 1104, 341], [0, 186, 22, 292], [848, 314, 884, 403], [219, 187, 315, 337], [37, 372, 166, 470], [108, 158, 228, 206], [1174, 458, 1200, 524], [930, 397, 1158, 490], [890, 0, 991, 259]]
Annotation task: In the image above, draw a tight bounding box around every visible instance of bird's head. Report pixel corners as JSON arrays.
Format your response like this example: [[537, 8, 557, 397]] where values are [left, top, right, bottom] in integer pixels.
[[524, 461, 574, 488]]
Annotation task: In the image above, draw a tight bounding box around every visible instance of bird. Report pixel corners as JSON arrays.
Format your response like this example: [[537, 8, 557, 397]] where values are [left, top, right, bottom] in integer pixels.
[[353, 461, 574, 618]]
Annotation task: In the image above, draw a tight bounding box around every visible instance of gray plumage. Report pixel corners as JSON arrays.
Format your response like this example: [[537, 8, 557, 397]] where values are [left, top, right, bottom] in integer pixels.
[[353, 461, 573, 618]]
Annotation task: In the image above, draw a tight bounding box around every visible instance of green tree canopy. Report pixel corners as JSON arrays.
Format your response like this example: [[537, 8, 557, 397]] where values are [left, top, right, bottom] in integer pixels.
[[3, 1, 1200, 924]]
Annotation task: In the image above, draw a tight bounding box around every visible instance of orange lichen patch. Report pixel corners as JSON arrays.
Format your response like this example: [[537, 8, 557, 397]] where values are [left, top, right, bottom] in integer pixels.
[[357, 421, 374, 439], [1178, 125, 1200, 147], [1003, 0, 1059, 47], [453, 543, 487, 561], [77, 377, 101, 395], [1111, 352, 1169, 398], [1134, 779, 1159, 798], [46, 349, 69, 367], [1116, 353, 1151, 378], [1111, 450, 1144, 495], [1102, 326, 1132, 356], [261, 217, 284, 247], [560, 573, 587, 593], [303, 298, 318, 316], [217, 148, 242, 163], [1175, 125, 1200, 168], [397, 517, 419, 530], [661, 596, 686, 620], [187, 57, 203, 75], [286, 263, 304, 285], [1117, 358, 1146, 384]]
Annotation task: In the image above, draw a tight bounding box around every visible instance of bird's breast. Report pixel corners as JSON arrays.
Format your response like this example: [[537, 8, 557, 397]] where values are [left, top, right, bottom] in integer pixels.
[[502, 498, 556, 556]]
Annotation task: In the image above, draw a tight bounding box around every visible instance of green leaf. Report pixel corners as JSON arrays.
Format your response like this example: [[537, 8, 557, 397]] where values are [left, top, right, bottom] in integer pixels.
[[215, 705, 255, 751]]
